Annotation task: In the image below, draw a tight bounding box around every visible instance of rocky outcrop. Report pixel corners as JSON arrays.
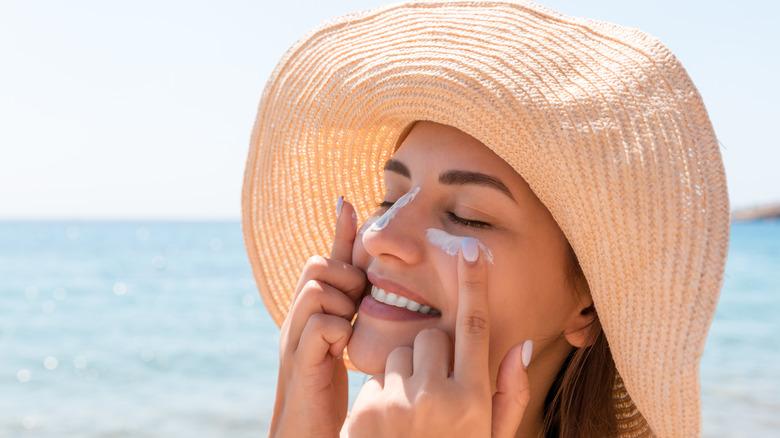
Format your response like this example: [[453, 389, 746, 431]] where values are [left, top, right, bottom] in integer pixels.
[[731, 203, 780, 222]]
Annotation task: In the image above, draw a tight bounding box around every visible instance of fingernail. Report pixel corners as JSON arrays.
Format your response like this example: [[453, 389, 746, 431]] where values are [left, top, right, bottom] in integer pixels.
[[522, 340, 533, 369], [462, 237, 479, 263], [336, 196, 343, 218], [336, 351, 343, 360]]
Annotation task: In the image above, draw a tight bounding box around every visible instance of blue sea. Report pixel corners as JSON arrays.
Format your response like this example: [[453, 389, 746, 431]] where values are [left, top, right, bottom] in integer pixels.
[[1, 221, 778, 437]]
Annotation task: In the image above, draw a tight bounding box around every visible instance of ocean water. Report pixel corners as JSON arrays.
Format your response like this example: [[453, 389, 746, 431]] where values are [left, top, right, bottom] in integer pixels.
[[1, 221, 778, 437], [700, 221, 780, 436]]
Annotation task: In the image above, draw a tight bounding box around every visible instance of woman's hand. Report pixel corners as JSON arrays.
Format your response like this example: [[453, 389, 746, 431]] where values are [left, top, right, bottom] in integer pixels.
[[346, 238, 532, 438], [269, 198, 366, 438]]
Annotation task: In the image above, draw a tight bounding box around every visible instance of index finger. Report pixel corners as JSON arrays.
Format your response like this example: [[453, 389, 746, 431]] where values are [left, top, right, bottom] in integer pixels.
[[329, 196, 358, 263], [453, 237, 491, 386]]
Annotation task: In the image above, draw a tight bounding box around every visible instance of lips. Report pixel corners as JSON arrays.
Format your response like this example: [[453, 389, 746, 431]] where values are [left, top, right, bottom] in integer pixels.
[[370, 285, 441, 315], [362, 273, 442, 318]]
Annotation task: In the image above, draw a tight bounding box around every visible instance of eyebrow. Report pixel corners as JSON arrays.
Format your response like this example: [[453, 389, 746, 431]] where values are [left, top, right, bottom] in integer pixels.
[[439, 170, 515, 200], [383, 159, 515, 201], [383, 159, 411, 177]]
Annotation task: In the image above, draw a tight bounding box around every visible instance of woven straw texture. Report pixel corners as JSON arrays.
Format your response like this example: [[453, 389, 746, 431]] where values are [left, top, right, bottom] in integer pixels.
[[242, 1, 730, 436]]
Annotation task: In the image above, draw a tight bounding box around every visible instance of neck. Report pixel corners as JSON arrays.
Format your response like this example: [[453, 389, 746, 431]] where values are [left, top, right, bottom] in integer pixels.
[[512, 339, 573, 438]]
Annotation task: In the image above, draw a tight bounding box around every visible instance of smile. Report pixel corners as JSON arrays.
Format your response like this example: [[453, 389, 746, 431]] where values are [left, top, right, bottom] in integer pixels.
[[370, 285, 441, 315]]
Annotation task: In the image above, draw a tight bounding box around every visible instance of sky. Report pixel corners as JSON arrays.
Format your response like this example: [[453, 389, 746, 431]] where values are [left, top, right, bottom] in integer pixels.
[[1, 0, 778, 220]]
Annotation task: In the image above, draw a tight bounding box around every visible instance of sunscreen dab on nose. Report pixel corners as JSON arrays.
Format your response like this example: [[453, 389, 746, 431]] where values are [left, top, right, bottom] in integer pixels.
[[358, 216, 379, 235], [426, 228, 494, 264], [369, 186, 421, 232]]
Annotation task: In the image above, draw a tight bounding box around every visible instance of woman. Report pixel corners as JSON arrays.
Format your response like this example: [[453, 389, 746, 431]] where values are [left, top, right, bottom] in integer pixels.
[[242, 1, 730, 436]]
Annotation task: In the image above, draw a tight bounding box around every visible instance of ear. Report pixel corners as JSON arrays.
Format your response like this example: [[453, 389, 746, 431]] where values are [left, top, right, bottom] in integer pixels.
[[563, 300, 597, 348]]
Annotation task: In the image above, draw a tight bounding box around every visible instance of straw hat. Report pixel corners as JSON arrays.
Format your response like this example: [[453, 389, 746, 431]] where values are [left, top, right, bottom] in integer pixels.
[[242, 1, 730, 436]]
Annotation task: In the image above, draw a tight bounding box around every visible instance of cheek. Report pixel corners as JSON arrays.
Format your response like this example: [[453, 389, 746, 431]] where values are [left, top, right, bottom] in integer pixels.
[[352, 232, 370, 270], [483, 249, 566, 328], [485, 264, 576, 349], [437, 258, 460, 326], [352, 215, 380, 270]]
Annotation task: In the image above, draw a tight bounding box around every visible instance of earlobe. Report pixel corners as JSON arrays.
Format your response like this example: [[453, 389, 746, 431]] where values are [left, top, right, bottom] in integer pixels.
[[563, 303, 597, 348]]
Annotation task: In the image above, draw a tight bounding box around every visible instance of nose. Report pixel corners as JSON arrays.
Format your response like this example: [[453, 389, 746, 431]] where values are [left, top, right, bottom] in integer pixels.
[[361, 187, 425, 265]]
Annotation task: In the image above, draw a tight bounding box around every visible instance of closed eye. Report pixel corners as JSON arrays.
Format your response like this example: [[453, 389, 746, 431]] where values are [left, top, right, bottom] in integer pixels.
[[447, 212, 491, 229], [378, 200, 394, 209], [379, 201, 491, 229]]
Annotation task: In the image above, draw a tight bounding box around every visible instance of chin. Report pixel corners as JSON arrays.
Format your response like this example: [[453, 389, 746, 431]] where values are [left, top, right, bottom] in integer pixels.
[[346, 317, 414, 375]]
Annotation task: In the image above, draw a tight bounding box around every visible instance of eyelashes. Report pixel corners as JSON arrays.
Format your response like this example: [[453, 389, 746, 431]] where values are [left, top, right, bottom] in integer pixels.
[[376, 201, 491, 229], [446, 212, 491, 229]]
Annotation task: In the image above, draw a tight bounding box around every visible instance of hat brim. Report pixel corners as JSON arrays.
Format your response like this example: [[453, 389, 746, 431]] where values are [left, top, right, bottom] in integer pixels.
[[242, 2, 730, 436]]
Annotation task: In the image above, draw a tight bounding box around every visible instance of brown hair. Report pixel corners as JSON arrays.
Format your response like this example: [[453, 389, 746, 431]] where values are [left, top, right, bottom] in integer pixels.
[[540, 246, 618, 438]]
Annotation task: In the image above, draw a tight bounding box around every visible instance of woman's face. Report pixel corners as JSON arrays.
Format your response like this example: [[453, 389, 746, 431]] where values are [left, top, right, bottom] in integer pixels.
[[348, 121, 589, 382]]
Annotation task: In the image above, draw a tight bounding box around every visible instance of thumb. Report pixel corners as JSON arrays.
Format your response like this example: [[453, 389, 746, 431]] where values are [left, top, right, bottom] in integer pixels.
[[491, 340, 532, 438]]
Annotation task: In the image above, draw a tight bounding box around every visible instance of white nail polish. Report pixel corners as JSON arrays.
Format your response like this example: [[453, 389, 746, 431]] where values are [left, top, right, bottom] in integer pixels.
[[462, 237, 479, 263], [336, 196, 343, 217], [522, 340, 533, 369], [425, 228, 494, 264]]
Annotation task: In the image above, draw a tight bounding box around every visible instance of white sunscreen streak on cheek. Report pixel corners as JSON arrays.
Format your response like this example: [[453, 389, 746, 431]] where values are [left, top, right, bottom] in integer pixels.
[[369, 186, 420, 232], [426, 228, 494, 264]]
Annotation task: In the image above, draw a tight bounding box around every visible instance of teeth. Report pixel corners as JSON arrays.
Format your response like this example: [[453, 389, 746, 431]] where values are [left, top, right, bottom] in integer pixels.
[[385, 292, 398, 306], [370, 285, 438, 315]]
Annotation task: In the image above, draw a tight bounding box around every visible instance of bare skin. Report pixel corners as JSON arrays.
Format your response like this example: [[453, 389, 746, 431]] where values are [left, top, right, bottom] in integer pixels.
[[267, 201, 364, 438], [268, 122, 594, 437], [346, 240, 531, 437]]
